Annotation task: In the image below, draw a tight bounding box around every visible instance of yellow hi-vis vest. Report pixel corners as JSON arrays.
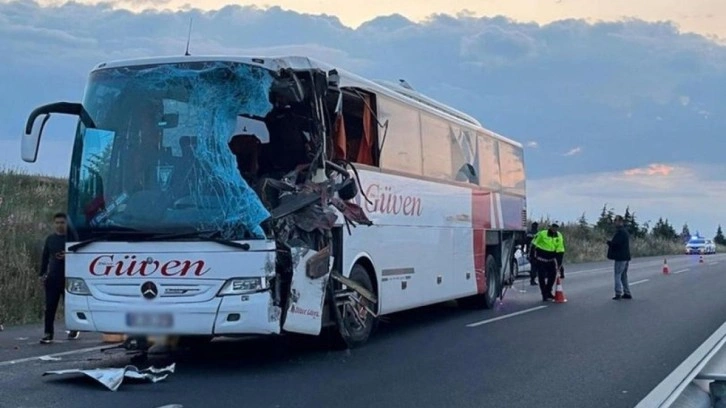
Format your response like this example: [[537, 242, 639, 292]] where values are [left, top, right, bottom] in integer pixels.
[[532, 230, 565, 253]]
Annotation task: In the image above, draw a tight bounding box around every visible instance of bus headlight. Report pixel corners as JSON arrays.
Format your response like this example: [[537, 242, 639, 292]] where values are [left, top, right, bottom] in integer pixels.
[[217, 278, 267, 296], [66, 278, 91, 295]]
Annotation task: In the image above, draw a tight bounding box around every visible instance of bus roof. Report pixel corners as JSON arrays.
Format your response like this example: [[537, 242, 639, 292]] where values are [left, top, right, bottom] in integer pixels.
[[90, 54, 523, 148]]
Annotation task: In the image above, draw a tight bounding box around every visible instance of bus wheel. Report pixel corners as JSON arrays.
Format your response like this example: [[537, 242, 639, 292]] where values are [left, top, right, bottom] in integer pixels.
[[458, 254, 500, 310], [330, 264, 378, 349], [483, 255, 500, 309]]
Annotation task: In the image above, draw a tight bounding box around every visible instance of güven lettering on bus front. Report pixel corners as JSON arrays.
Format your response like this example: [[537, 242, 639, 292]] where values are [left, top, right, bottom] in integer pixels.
[[364, 184, 422, 216], [88, 254, 210, 277]]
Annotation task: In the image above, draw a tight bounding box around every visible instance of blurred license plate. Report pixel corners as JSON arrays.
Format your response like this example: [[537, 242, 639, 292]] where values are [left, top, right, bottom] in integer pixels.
[[126, 312, 173, 328]]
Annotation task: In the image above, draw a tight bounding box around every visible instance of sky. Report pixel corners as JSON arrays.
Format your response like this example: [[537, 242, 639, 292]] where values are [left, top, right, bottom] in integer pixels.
[[1, 0, 725, 236]]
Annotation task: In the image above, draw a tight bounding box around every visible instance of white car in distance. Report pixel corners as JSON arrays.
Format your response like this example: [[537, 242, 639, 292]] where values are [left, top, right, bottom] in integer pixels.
[[685, 236, 716, 255]]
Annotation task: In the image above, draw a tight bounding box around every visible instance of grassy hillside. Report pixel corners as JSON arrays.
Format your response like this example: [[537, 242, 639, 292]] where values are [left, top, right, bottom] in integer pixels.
[[0, 168, 68, 326], [0, 169, 714, 326]]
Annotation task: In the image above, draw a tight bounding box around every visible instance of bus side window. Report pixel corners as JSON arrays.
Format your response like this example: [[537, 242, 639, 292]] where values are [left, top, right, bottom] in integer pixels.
[[477, 133, 502, 191], [332, 89, 378, 166]]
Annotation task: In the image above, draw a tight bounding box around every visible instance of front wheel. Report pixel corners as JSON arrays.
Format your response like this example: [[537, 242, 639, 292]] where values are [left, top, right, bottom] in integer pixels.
[[328, 264, 378, 349]]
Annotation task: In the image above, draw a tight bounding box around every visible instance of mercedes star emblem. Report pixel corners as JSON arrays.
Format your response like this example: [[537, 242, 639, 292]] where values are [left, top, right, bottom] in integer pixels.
[[141, 281, 158, 300]]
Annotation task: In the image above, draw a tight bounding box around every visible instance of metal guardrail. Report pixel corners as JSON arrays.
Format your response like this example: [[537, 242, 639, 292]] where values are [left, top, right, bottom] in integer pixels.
[[636, 321, 726, 407]]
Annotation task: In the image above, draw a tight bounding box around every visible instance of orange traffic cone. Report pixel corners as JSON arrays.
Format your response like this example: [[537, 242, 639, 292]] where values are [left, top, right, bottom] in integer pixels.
[[554, 276, 567, 303], [662, 259, 670, 275]]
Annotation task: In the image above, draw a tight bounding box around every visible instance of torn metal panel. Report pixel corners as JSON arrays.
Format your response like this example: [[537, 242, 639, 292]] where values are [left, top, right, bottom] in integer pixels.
[[281, 247, 332, 336], [43, 363, 176, 391], [330, 271, 377, 304]]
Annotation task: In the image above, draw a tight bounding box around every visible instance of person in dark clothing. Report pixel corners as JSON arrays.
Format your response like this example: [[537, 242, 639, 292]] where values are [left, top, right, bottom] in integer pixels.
[[524, 222, 540, 286], [39, 212, 79, 344], [607, 215, 632, 300]]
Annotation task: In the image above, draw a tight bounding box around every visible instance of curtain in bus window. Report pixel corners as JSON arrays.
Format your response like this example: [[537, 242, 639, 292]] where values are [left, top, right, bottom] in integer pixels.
[[333, 112, 347, 160], [420, 113, 455, 181], [356, 93, 374, 165], [477, 133, 502, 191], [451, 127, 478, 184], [499, 142, 526, 195], [377, 97, 422, 175]]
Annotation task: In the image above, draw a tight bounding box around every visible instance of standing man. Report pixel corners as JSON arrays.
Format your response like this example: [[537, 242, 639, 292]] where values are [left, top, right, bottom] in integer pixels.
[[530, 223, 565, 301], [39, 212, 79, 344], [607, 215, 632, 300]]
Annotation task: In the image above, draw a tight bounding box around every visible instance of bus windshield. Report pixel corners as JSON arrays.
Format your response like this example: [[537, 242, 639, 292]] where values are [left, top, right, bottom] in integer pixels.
[[68, 60, 295, 240]]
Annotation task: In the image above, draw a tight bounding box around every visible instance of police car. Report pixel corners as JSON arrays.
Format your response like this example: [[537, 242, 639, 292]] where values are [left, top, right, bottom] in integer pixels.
[[685, 236, 717, 255]]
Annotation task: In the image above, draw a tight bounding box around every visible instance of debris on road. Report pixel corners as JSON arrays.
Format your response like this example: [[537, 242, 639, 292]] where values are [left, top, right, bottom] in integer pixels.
[[42, 363, 176, 391]]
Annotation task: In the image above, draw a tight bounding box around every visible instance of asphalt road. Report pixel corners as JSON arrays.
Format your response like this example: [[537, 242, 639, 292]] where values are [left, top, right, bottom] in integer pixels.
[[1, 253, 725, 408]]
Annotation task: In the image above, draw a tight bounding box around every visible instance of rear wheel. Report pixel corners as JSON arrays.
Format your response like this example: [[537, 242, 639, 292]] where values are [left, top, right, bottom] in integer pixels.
[[483, 255, 500, 309], [459, 255, 500, 309]]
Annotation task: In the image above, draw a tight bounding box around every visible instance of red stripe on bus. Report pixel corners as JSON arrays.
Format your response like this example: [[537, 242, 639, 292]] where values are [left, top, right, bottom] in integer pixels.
[[472, 190, 492, 294]]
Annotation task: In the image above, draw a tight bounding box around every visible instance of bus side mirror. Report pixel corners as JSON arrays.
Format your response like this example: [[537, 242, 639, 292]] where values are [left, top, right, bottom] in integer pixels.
[[21, 113, 50, 163], [20, 101, 94, 163]]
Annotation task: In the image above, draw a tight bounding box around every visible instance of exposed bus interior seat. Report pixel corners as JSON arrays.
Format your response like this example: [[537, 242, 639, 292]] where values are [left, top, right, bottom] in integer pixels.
[[332, 89, 378, 166]]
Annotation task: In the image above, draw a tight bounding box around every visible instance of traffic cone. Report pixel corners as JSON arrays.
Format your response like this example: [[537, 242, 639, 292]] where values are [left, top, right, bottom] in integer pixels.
[[554, 276, 567, 303], [662, 259, 670, 275]]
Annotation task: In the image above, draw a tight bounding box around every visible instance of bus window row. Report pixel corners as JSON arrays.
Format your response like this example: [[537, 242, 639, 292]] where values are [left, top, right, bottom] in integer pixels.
[[375, 94, 525, 196]]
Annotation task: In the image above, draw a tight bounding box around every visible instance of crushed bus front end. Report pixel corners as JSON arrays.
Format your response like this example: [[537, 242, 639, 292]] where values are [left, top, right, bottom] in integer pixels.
[[18, 56, 374, 343]]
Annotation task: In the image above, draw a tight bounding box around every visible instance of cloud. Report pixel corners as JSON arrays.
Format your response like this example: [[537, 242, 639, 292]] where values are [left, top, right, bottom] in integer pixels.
[[1, 1, 726, 228], [528, 162, 725, 235], [563, 147, 582, 156], [623, 163, 675, 177]]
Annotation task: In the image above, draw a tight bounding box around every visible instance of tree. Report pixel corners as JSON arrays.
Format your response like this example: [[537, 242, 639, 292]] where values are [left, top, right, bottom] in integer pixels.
[[651, 217, 678, 241], [595, 204, 615, 234], [623, 206, 643, 238], [715, 225, 726, 246], [680, 223, 691, 243], [577, 212, 589, 229]]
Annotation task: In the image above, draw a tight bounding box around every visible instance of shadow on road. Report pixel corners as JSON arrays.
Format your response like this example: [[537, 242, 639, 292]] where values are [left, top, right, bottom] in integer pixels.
[[99, 300, 473, 372]]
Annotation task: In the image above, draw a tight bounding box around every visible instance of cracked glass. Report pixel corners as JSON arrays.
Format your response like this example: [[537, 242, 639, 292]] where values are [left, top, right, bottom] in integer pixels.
[[68, 60, 277, 240]]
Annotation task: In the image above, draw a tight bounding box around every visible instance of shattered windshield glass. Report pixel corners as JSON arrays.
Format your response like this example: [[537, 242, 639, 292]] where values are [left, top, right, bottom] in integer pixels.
[[68, 60, 283, 240]]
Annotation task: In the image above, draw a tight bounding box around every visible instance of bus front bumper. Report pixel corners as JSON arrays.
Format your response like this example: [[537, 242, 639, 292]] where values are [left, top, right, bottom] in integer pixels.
[[64, 292, 282, 336]]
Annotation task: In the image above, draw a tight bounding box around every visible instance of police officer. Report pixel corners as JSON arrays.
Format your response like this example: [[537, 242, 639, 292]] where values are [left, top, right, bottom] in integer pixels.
[[530, 223, 565, 301]]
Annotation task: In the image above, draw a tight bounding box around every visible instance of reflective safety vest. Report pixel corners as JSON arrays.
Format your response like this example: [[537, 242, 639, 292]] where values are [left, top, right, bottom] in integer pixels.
[[532, 230, 565, 254]]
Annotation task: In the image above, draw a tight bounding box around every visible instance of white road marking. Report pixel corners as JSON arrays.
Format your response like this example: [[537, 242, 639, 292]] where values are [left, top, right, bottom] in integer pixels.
[[567, 259, 674, 277], [630, 279, 650, 286], [708, 262, 719, 266], [466, 306, 548, 328], [674, 269, 690, 275], [0, 344, 108, 368]]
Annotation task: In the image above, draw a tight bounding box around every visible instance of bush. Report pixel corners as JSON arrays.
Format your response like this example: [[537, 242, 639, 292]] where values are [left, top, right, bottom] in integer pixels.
[[531, 216, 697, 264]]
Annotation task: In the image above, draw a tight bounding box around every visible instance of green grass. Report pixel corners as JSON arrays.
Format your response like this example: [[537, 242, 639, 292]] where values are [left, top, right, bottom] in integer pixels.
[[0, 167, 68, 325], [0, 168, 714, 325]]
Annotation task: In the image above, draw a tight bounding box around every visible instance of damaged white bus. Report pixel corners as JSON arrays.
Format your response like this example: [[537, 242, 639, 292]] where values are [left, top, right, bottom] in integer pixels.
[[21, 55, 527, 350]]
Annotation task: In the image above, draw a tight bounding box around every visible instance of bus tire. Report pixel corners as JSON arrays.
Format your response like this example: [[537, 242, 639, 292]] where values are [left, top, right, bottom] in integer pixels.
[[482, 254, 500, 309], [458, 254, 500, 310], [329, 264, 378, 349]]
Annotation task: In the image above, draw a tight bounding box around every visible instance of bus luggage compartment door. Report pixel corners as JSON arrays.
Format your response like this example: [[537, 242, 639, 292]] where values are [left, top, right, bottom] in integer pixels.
[[282, 245, 332, 336]]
